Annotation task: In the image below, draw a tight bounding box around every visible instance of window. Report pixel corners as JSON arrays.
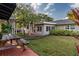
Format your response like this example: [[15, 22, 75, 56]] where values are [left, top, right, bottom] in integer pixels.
[[46, 26, 50, 31], [65, 25, 75, 30], [65, 25, 69, 29], [37, 26, 42, 32], [52, 27, 55, 29], [70, 25, 75, 29]]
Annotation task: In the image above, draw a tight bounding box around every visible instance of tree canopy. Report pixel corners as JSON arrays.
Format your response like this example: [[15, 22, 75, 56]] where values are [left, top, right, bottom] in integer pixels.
[[67, 8, 79, 25], [13, 3, 54, 28]]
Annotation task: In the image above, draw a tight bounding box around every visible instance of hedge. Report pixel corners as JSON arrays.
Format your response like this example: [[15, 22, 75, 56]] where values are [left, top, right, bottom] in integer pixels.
[[50, 30, 79, 36]]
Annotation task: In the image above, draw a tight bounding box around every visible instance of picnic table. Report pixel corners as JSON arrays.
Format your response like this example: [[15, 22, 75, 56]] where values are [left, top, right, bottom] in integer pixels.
[[0, 34, 27, 51]]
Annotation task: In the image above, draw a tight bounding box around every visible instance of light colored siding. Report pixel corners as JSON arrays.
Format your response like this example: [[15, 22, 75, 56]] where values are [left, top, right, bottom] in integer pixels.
[[55, 25, 66, 30], [43, 25, 54, 35], [72, 25, 79, 31], [55, 24, 79, 31], [35, 25, 44, 35], [35, 24, 54, 35]]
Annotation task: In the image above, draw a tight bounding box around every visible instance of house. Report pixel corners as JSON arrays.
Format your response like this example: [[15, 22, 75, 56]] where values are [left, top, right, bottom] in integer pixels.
[[14, 19, 79, 36], [53, 19, 79, 31], [24, 19, 79, 36], [25, 22, 56, 36]]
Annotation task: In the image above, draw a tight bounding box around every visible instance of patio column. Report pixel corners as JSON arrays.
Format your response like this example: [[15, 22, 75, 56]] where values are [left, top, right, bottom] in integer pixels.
[[11, 19, 16, 34]]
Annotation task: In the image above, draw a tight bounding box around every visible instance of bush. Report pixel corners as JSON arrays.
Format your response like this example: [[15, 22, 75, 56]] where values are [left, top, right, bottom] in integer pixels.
[[1, 23, 12, 33], [50, 30, 79, 36]]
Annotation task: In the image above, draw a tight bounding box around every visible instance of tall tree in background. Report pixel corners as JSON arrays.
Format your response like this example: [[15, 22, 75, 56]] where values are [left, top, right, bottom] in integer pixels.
[[37, 13, 53, 22], [13, 3, 41, 35], [13, 3, 54, 35]]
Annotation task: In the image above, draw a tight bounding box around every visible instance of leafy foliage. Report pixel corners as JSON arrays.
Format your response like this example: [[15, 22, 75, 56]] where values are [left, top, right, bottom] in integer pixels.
[[50, 30, 79, 36], [13, 3, 54, 28], [67, 8, 79, 25], [1, 23, 12, 33]]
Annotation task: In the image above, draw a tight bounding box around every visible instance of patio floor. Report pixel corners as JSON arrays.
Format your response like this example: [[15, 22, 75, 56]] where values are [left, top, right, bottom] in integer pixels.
[[0, 46, 38, 56]]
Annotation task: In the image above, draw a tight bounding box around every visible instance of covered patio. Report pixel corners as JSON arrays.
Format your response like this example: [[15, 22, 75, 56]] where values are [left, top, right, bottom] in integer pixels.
[[0, 3, 38, 56]]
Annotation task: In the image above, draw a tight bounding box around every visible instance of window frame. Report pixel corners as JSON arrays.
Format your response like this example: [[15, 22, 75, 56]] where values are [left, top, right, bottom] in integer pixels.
[[37, 26, 42, 32]]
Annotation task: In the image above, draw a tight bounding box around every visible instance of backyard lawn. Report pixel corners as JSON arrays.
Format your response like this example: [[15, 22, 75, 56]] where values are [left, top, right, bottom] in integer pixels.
[[27, 35, 77, 56]]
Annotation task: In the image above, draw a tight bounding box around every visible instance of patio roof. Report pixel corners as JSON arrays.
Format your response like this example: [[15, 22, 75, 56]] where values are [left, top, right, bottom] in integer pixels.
[[0, 3, 16, 20]]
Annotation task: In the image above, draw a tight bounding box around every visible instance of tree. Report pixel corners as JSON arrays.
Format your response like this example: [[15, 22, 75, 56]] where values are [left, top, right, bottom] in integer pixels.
[[67, 8, 79, 25], [1, 23, 12, 34], [37, 13, 53, 22], [13, 3, 41, 35], [13, 3, 54, 35]]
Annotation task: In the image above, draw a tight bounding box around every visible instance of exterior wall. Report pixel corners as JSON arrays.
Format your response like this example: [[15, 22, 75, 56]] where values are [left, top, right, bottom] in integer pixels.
[[55, 24, 79, 31], [72, 25, 79, 31], [35, 25, 44, 35], [42, 25, 54, 35], [55, 25, 66, 30], [35, 24, 55, 36]]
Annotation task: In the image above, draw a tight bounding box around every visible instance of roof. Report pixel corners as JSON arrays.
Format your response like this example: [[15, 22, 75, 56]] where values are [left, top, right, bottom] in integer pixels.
[[35, 19, 75, 25], [53, 19, 75, 25], [35, 21, 56, 25], [43, 22, 56, 24], [0, 3, 16, 20]]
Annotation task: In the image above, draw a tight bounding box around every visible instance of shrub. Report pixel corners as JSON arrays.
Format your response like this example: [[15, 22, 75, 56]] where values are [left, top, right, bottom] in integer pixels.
[[1, 23, 12, 33], [50, 30, 79, 36]]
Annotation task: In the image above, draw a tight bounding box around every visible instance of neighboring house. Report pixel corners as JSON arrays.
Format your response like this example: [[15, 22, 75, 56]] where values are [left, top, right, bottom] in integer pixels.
[[53, 19, 79, 31]]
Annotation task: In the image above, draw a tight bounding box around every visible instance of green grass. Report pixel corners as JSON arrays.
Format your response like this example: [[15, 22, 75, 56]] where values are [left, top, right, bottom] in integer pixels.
[[27, 35, 77, 56]]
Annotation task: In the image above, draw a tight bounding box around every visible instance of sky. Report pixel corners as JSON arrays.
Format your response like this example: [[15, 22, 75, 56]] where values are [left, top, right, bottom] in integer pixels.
[[30, 3, 79, 20]]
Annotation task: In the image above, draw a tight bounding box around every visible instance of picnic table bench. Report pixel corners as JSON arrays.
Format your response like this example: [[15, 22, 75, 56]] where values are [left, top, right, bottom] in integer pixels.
[[0, 34, 28, 51]]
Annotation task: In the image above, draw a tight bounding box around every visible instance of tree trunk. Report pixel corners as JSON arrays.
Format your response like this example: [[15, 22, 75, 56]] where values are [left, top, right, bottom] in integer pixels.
[[28, 22, 31, 36]]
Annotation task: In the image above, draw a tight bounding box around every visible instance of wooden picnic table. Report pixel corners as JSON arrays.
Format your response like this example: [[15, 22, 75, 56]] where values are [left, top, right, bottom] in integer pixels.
[[0, 34, 26, 51]]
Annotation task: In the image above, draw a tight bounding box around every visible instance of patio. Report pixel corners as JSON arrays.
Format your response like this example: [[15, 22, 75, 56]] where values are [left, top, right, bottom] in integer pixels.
[[0, 46, 38, 56]]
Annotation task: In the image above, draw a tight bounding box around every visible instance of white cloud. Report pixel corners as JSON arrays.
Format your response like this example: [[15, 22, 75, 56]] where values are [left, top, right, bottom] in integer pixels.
[[70, 3, 79, 8], [44, 3, 54, 11], [63, 17, 69, 19], [49, 9, 55, 12], [30, 3, 42, 10], [44, 9, 55, 16], [30, 3, 54, 17], [44, 11, 53, 16], [44, 12, 49, 15]]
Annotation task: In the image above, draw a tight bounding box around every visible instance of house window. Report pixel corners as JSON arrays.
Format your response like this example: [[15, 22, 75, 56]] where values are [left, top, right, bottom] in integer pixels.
[[65, 25, 69, 29], [37, 26, 42, 32], [52, 27, 55, 29], [70, 25, 75, 29], [65, 25, 75, 30], [46, 26, 50, 31]]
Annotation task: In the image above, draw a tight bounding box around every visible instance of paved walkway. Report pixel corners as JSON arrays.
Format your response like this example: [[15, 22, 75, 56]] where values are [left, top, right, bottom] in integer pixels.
[[0, 47, 38, 56]]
